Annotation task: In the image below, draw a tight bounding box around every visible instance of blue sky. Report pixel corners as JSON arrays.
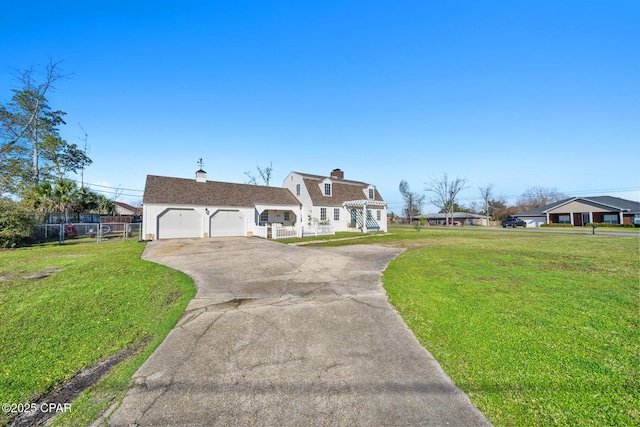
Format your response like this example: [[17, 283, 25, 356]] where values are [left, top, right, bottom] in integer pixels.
[[2, 1, 638, 213]]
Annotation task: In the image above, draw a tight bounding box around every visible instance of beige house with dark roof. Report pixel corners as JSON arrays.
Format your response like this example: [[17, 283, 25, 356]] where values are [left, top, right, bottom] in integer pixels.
[[283, 169, 387, 233]]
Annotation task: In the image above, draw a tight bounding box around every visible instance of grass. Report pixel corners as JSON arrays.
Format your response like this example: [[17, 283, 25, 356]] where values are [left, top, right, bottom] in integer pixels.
[[314, 227, 640, 426], [0, 240, 195, 426], [2, 229, 638, 425], [276, 230, 386, 244]]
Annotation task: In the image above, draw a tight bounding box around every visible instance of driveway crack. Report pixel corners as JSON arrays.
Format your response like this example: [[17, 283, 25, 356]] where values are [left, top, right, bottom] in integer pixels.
[[132, 311, 227, 424]]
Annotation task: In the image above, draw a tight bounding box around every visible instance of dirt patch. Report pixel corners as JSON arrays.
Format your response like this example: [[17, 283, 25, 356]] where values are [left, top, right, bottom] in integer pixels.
[[22, 267, 63, 280], [9, 337, 151, 427]]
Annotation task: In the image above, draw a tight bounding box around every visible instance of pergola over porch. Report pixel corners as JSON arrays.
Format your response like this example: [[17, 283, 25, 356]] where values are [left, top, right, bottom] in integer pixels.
[[343, 200, 387, 233]]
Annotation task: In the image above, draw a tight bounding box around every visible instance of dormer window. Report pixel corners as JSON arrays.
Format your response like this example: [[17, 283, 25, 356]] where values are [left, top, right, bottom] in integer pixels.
[[368, 188, 374, 199], [324, 183, 332, 196]]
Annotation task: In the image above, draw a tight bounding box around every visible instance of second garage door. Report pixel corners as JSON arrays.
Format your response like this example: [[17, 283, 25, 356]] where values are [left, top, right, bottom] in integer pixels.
[[210, 210, 245, 237]]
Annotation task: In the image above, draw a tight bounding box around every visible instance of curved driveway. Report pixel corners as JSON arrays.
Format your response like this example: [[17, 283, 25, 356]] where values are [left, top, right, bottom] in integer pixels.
[[102, 237, 490, 426]]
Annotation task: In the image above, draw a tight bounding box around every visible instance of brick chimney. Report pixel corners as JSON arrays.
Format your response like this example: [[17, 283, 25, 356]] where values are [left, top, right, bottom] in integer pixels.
[[330, 168, 344, 180], [196, 169, 207, 183]]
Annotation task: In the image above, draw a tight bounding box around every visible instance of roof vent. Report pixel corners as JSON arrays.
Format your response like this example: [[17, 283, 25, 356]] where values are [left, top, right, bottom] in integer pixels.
[[330, 168, 344, 180], [196, 169, 207, 183]]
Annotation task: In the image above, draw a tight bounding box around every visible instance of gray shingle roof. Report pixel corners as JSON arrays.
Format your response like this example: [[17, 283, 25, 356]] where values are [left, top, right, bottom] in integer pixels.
[[300, 176, 385, 207], [143, 175, 300, 207], [518, 196, 640, 216]]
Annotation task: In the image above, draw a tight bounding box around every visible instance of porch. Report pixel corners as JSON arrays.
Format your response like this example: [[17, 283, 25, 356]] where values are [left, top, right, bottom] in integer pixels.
[[548, 211, 624, 226], [343, 200, 387, 233]]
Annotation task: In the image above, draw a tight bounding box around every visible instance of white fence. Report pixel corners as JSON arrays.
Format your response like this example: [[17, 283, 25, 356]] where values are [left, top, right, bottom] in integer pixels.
[[32, 223, 142, 243], [272, 225, 298, 240], [304, 224, 335, 237], [253, 225, 268, 239]]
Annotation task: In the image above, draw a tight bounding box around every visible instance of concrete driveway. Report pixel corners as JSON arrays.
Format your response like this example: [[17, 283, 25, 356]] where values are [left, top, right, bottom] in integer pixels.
[[100, 238, 490, 426]]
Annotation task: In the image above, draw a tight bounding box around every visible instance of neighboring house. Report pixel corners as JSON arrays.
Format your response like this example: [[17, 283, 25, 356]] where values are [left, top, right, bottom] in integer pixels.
[[142, 170, 301, 239], [417, 212, 488, 226], [517, 196, 640, 227], [114, 202, 142, 216], [283, 169, 388, 233]]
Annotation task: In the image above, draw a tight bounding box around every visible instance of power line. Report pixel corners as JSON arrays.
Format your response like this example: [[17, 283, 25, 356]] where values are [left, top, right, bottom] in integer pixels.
[[76, 180, 144, 193]]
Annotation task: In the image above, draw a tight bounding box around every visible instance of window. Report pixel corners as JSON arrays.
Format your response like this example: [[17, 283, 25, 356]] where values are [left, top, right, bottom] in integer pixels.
[[284, 212, 290, 221], [369, 188, 374, 199], [603, 214, 619, 224], [260, 210, 269, 222], [320, 208, 327, 221], [334, 208, 340, 221], [296, 183, 301, 196], [558, 215, 571, 224], [324, 183, 331, 196], [377, 210, 381, 221], [634, 214, 640, 225]]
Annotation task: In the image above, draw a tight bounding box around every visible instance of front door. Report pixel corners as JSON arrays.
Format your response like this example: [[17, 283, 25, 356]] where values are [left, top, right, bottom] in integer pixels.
[[573, 213, 583, 226]]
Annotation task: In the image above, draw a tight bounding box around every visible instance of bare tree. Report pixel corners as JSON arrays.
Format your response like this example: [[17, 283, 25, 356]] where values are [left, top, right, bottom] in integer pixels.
[[517, 186, 565, 211], [479, 183, 495, 226], [425, 173, 468, 226], [468, 201, 480, 214], [399, 180, 425, 223], [245, 161, 273, 186]]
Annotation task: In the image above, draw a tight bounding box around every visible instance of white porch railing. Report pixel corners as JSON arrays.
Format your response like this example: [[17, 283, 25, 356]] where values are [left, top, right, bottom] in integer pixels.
[[304, 224, 335, 237], [272, 224, 298, 240]]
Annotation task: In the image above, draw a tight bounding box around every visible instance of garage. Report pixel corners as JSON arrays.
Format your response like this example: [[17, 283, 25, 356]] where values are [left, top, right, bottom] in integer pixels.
[[210, 210, 245, 237], [157, 208, 201, 239]]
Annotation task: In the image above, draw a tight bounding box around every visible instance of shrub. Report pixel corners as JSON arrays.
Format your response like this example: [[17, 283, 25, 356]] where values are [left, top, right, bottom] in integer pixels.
[[0, 198, 36, 248], [540, 223, 575, 228], [585, 222, 635, 228]]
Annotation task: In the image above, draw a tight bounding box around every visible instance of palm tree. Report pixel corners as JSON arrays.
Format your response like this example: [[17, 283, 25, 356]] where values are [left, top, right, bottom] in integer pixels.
[[50, 179, 78, 221]]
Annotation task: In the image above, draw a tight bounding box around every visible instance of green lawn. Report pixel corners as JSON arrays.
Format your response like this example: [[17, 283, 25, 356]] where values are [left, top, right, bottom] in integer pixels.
[[316, 227, 640, 426], [0, 241, 195, 426], [2, 230, 638, 426]]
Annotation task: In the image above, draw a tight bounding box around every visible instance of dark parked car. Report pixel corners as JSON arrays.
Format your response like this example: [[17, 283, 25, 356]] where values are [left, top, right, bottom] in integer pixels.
[[502, 217, 527, 228]]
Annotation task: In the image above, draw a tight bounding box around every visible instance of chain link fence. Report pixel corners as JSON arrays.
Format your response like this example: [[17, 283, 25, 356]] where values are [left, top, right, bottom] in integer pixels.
[[32, 223, 142, 244]]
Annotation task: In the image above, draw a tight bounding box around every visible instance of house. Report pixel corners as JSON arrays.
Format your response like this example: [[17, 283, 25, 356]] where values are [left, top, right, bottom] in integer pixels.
[[114, 202, 142, 216], [142, 168, 388, 240], [142, 169, 301, 239], [283, 169, 388, 233], [517, 196, 640, 227], [417, 212, 488, 226]]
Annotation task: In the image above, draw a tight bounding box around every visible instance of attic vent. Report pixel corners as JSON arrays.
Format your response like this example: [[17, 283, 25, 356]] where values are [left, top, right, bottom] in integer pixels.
[[330, 168, 344, 180]]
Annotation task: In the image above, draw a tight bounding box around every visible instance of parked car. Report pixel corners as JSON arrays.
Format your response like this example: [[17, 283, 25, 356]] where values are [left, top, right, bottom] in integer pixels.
[[502, 217, 527, 228]]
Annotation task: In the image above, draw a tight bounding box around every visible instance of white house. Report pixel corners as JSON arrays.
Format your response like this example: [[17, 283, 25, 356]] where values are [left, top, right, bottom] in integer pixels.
[[143, 168, 388, 240], [142, 170, 301, 239], [283, 169, 388, 233]]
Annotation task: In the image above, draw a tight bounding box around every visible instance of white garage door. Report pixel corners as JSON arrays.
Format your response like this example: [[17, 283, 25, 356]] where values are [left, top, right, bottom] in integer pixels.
[[157, 209, 201, 239], [210, 210, 245, 237]]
